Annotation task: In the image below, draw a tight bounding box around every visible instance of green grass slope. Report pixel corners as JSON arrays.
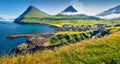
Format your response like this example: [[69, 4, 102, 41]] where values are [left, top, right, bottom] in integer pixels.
[[49, 30, 94, 46], [0, 30, 120, 64], [48, 27, 120, 46], [14, 6, 49, 23]]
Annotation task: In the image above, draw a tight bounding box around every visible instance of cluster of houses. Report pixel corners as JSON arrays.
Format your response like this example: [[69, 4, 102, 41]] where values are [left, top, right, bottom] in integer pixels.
[[61, 24, 111, 31]]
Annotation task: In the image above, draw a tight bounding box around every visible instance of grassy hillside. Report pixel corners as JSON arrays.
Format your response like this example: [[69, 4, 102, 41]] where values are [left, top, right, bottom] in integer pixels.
[[19, 19, 120, 28], [14, 6, 103, 25], [46, 27, 120, 46], [17, 16, 101, 25], [0, 30, 120, 64], [14, 6, 49, 23], [14, 6, 120, 28], [49, 30, 94, 46], [24, 20, 119, 27]]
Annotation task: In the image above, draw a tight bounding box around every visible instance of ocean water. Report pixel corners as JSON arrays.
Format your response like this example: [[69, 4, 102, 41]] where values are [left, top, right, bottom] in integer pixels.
[[0, 21, 56, 55]]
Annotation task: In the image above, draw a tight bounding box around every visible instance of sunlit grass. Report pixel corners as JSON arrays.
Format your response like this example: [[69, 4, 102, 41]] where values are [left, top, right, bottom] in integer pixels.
[[0, 30, 120, 64], [21, 19, 120, 27]]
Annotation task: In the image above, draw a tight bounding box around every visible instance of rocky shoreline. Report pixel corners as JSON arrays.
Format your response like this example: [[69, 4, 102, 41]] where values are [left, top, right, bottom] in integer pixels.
[[7, 34, 36, 38], [6, 22, 61, 55], [9, 22, 114, 55], [13, 33, 56, 54], [11, 30, 104, 55]]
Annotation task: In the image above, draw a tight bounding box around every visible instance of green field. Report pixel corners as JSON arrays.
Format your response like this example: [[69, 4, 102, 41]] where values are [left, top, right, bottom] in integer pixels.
[[0, 28, 120, 64], [19, 19, 120, 28]]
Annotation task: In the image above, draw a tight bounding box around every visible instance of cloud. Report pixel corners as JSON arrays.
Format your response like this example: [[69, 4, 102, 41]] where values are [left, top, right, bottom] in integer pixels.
[[70, 0, 84, 14], [99, 14, 120, 20], [0, 15, 16, 21], [0, 15, 16, 19]]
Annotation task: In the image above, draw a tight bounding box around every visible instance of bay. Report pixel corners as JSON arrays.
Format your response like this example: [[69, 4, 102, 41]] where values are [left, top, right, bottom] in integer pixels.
[[0, 21, 56, 55]]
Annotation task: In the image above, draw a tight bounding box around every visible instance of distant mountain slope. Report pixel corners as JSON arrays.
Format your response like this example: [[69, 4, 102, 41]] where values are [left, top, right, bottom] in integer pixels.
[[55, 14, 100, 20], [57, 6, 80, 15], [56, 6, 100, 20], [14, 6, 49, 23], [96, 5, 120, 19], [0, 17, 4, 20], [61, 6, 78, 12], [0, 17, 5, 21]]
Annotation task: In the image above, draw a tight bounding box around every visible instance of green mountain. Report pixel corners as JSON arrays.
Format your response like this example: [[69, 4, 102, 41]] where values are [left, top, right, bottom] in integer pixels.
[[14, 6, 49, 23], [14, 5, 100, 23]]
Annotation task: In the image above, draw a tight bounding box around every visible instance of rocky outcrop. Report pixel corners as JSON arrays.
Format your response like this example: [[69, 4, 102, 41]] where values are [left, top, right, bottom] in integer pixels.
[[14, 33, 55, 54], [61, 24, 111, 31], [13, 30, 104, 54], [7, 34, 35, 38], [13, 26, 117, 55]]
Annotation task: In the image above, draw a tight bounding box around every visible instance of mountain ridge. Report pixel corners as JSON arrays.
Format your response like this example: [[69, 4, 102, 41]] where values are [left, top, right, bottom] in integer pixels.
[[61, 6, 78, 12], [14, 5, 101, 23], [14, 6, 49, 23], [57, 6, 80, 15], [96, 5, 120, 19]]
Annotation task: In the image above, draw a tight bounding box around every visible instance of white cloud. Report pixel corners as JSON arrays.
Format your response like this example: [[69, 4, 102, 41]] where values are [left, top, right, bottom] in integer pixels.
[[98, 14, 120, 20], [0, 15, 16, 21], [70, 0, 84, 14], [60, 12, 80, 15]]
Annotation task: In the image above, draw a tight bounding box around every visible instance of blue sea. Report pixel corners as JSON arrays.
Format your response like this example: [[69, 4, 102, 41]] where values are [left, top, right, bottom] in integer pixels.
[[0, 21, 56, 55]]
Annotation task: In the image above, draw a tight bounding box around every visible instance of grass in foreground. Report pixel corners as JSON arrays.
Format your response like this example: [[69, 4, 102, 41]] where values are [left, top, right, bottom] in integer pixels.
[[0, 31, 120, 64]]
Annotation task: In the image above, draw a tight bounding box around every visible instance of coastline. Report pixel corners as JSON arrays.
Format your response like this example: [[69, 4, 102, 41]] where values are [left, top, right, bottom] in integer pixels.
[[8, 22, 60, 54], [16, 22, 61, 31], [13, 33, 56, 54]]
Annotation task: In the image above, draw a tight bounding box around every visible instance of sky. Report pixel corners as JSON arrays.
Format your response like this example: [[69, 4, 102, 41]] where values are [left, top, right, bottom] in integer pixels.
[[0, 0, 120, 19]]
